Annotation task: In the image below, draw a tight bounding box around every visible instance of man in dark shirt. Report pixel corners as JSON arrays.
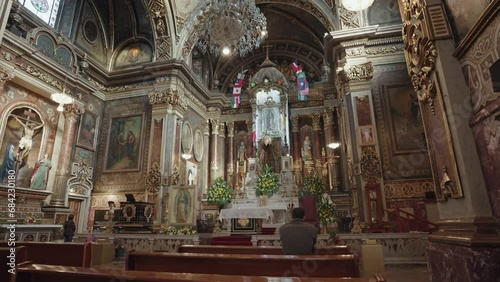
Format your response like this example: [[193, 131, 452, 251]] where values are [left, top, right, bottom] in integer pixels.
[[279, 207, 318, 255]]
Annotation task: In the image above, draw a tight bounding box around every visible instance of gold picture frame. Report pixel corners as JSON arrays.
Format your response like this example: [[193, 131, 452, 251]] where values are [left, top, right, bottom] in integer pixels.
[[168, 186, 196, 226]]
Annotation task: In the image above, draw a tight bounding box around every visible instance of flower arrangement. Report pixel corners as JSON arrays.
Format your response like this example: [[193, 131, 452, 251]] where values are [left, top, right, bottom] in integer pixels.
[[207, 177, 232, 207], [24, 216, 36, 224], [318, 195, 337, 226], [299, 174, 324, 199], [159, 225, 197, 235], [255, 165, 280, 196]]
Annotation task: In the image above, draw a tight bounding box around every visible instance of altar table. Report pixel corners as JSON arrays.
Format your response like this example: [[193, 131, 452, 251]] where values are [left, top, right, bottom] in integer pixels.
[[219, 208, 273, 220]]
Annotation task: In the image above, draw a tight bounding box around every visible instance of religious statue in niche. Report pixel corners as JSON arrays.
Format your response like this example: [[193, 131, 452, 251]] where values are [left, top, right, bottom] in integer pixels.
[[238, 141, 246, 163], [11, 114, 44, 167], [0, 144, 17, 184], [258, 135, 276, 172], [30, 153, 52, 190], [301, 136, 313, 161]]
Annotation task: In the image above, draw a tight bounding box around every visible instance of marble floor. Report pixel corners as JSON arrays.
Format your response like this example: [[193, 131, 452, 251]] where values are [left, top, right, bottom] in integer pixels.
[[97, 260, 430, 281]]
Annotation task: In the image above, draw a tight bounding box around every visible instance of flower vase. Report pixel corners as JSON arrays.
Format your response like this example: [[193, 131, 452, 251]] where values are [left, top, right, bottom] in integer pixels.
[[320, 224, 329, 235], [259, 195, 269, 207], [115, 248, 125, 258]]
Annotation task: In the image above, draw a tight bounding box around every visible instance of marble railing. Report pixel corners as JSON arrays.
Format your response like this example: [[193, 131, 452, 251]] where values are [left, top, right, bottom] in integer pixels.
[[73, 233, 201, 252], [253, 232, 429, 264], [74, 232, 428, 263]]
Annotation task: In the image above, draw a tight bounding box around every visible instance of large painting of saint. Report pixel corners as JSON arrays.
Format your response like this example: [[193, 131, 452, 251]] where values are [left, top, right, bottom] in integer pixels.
[[76, 112, 98, 151], [104, 114, 144, 172], [168, 186, 196, 226]]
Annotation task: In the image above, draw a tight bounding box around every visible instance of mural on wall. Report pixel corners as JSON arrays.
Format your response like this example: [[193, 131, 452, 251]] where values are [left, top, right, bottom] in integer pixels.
[[355, 96, 372, 126], [114, 43, 153, 68], [77, 111, 98, 151], [74, 147, 94, 165], [373, 65, 431, 180], [168, 186, 196, 226], [368, 0, 401, 26], [443, 0, 491, 41], [104, 114, 144, 172], [384, 84, 426, 153]]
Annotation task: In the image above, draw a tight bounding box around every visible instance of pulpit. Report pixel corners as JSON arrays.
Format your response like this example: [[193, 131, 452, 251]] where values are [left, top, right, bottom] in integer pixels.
[[114, 194, 154, 233]]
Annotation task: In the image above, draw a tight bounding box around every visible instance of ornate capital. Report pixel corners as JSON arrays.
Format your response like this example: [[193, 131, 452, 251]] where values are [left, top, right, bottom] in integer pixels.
[[227, 122, 235, 137], [401, 0, 438, 114], [323, 111, 334, 126], [218, 122, 226, 136], [63, 103, 84, 122], [291, 116, 299, 132], [210, 119, 220, 135], [345, 62, 373, 82], [311, 114, 321, 131], [148, 89, 187, 110]]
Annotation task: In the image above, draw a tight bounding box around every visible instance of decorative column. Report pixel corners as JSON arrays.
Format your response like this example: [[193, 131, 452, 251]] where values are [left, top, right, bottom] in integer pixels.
[[291, 115, 301, 186], [226, 122, 235, 187], [0, 0, 13, 43], [217, 122, 226, 180], [49, 103, 84, 207], [202, 119, 210, 195], [311, 114, 322, 176], [147, 89, 187, 224], [323, 110, 337, 192], [210, 119, 220, 182], [397, 1, 500, 280]]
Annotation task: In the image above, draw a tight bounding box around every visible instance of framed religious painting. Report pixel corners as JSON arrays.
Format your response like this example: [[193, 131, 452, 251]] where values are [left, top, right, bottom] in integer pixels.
[[104, 114, 144, 172], [168, 186, 196, 226], [359, 125, 376, 146], [77, 112, 99, 151]]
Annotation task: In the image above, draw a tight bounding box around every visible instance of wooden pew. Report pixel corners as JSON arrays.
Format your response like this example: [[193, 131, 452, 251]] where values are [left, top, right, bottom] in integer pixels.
[[16, 263, 384, 282], [127, 251, 360, 278], [178, 244, 351, 255], [0, 241, 92, 267], [0, 246, 28, 282]]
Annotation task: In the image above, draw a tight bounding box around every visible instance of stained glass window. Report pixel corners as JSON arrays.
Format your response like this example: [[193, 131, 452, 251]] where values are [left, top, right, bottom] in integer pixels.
[[18, 0, 61, 27]]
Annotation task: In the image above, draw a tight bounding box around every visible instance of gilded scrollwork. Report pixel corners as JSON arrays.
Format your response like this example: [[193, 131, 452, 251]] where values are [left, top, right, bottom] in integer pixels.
[[148, 89, 188, 110], [345, 62, 373, 82], [360, 146, 382, 182], [400, 0, 438, 114], [145, 163, 162, 197]]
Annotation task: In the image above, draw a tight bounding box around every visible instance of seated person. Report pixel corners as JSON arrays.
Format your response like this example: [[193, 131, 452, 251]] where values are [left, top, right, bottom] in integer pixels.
[[279, 207, 318, 255]]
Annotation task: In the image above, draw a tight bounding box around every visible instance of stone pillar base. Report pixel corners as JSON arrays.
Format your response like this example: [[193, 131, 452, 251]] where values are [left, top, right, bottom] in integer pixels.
[[427, 216, 500, 281], [427, 241, 500, 281]]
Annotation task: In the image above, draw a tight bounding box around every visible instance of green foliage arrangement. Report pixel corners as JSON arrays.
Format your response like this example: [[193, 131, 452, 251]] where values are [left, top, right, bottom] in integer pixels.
[[318, 196, 338, 225], [207, 177, 232, 207], [255, 165, 280, 196], [299, 174, 324, 199]]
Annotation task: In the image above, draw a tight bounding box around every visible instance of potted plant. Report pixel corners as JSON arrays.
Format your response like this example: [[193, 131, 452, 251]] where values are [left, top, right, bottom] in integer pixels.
[[114, 239, 125, 258], [255, 165, 280, 204]]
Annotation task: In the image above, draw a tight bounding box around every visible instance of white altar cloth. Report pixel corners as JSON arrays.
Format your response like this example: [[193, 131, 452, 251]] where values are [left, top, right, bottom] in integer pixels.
[[219, 207, 273, 220]]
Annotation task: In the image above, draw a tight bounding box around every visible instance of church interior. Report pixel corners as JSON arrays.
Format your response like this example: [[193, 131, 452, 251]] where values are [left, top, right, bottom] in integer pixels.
[[0, 0, 499, 281]]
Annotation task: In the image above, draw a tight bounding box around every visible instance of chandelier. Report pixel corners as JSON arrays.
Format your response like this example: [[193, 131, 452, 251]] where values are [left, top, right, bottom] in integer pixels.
[[51, 88, 73, 111], [195, 0, 267, 57], [341, 0, 375, 11]]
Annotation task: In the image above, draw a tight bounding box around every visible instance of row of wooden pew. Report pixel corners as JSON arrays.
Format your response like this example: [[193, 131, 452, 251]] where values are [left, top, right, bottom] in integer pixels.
[[1, 242, 386, 281]]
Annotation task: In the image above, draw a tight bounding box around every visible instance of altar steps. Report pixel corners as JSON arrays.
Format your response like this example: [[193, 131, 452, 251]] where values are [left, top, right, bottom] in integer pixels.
[[211, 236, 252, 246]]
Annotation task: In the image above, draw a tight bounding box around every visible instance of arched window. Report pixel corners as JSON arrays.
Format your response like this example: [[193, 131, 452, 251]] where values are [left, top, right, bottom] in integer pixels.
[[18, 0, 62, 27]]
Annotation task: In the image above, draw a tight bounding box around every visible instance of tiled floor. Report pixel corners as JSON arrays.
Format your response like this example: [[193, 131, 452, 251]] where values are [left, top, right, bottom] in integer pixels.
[[97, 259, 430, 281]]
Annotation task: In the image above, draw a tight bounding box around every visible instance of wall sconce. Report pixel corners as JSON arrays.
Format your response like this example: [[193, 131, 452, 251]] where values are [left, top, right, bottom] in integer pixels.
[[51, 88, 73, 111], [182, 153, 192, 160]]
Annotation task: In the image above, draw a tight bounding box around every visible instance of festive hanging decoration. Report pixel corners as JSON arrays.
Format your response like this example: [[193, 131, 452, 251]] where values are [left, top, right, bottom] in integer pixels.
[[231, 72, 245, 108], [290, 62, 309, 100]]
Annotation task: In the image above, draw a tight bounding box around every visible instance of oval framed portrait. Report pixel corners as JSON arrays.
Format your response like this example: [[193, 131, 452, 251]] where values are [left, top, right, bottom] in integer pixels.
[[122, 204, 136, 222], [193, 129, 203, 162], [181, 122, 193, 154]]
